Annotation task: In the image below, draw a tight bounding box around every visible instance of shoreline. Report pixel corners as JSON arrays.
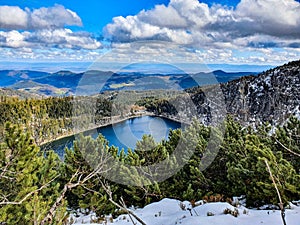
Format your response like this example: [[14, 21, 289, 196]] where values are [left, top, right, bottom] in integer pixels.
[[41, 111, 186, 146], [155, 114, 191, 126]]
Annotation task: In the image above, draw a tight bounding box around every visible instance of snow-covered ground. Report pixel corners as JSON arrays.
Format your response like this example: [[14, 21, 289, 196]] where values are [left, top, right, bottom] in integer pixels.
[[70, 198, 300, 225]]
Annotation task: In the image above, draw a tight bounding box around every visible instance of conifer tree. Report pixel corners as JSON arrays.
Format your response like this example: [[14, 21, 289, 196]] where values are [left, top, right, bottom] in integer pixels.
[[205, 117, 247, 197], [63, 134, 118, 217], [274, 117, 300, 172], [0, 123, 66, 224], [227, 133, 300, 206]]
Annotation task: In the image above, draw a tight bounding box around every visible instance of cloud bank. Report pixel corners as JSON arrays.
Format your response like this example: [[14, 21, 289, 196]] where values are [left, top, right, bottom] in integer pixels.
[[0, 29, 101, 49], [104, 0, 300, 49], [1, 1, 300, 64], [0, 5, 101, 51], [0, 4, 82, 30]]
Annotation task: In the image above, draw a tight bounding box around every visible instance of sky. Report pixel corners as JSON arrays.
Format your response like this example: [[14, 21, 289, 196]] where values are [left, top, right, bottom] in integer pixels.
[[0, 0, 300, 71]]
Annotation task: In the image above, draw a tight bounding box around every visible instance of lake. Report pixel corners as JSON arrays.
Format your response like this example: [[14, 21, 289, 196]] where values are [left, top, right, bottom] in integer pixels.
[[45, 116, 182, 157]]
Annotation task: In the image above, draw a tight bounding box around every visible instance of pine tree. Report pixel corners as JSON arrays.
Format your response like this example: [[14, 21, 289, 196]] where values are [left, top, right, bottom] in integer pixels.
[[227, 133, 300, 206], [274, 117, 300, 172], [0, 123, 66, 224], [205, 117, 248, 197], [63, 134, 119, 217]]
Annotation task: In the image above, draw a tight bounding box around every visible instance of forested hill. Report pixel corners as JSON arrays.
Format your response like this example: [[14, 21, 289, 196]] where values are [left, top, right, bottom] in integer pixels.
[[0, 87, 41, 99]]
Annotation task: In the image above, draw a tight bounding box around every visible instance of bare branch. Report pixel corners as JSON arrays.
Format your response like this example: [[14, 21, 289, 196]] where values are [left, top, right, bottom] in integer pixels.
[[41, 157, 112, 224], [40, 170, 80, 225], [0, 152, 15, 181], [120, 197, 136, 225], [275, 139, 300, 157], [100, 180, 147, 225], [264, 159, 287, 225], [0, 175, 58, 206]]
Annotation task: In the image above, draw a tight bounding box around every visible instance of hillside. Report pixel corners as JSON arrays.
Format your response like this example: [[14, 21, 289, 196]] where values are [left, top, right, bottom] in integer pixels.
[[182, 60, 300, 126], [1, 60, 298, 126], [223, 60, 299, 124], [0, 87, 41, 99]]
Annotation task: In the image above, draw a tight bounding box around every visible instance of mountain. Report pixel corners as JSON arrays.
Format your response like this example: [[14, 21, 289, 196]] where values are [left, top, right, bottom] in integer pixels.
[[1, 60, 298, 126], [33, 70, 83, 90], [0, 69, 256, 96], [188, 60, 300, 125], [177, 70, 255, 89], [0, 70, 49, 86]]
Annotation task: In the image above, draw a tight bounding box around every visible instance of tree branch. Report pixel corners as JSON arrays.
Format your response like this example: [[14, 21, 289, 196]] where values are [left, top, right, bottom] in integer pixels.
[[41, 156, 112, 225], [264, 159, 287, 225], [100, 181, 147, 225], [275, 139, 300, 157], [0, 176, 58, 206]]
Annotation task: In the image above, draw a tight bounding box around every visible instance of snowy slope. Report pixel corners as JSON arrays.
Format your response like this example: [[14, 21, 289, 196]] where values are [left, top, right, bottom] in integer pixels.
[[187, 60, 300, 126], [70, 198, 300, 225]]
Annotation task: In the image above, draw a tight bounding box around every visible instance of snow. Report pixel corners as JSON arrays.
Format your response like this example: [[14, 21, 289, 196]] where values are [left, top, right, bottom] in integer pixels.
[[70, 198, 300, 225], [264, 74, 272, 87], [193, 202, 237, 216]]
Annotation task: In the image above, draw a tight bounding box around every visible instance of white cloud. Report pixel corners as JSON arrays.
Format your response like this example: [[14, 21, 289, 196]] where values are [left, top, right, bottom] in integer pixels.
[[94, 41, 299, 65], [0, 30, 28, 48], [104, 0, 300, 48], [0, 46, 103, 61], [1, 1, 300, 64], [236, 0, 300, 35], [0, 4, 82, 30], [0, 29, 101, 49], [29, 5, 82, 29], [139, 5, 187, 29], [0, 5, 100, 51], [27, 29, 100, 49], [106, 41, 200, 63], [206, 0, 300, 40], [0, 6, 28, 29]]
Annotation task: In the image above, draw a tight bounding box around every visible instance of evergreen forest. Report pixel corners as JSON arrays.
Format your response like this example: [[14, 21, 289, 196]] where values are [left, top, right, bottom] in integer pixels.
[[0, 94, 299, 224]]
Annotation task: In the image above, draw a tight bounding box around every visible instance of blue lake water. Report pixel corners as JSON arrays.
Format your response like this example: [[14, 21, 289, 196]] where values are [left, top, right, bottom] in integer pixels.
[[45, 116, 182, 156]]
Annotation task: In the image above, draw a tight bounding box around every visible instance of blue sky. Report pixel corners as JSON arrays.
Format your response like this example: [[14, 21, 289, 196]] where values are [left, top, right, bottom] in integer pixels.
[[0, 0, 300, 71], [0, 0, 241, 33], [0, 0, 170, 33]]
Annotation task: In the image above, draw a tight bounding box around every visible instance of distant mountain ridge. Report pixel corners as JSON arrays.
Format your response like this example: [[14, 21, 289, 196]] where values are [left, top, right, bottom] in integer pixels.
[[178, 70, 254, 88], [0, 69, 255, 96]]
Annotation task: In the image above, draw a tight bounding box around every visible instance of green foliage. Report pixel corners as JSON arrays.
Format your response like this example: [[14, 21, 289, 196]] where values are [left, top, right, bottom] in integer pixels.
[[0, 95, 117, 145], [274, 117, 300, 172], [0, 123, 66, 224], [226, 129, 300, 206], [1, 92, 300, 221], [63, 134, 119, 217]]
